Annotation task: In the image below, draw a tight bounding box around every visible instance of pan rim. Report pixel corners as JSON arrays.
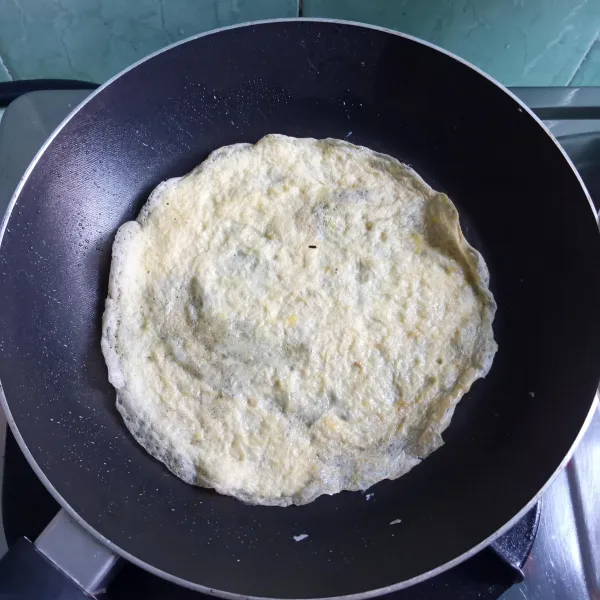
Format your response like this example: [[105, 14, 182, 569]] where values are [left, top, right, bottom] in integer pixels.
[[0, 16, 598, 599]]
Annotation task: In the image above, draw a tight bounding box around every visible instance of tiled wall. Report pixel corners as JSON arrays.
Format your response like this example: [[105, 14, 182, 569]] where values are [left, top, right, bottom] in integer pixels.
[[0, 0, 297, 82], [1, 0, 600, 86]]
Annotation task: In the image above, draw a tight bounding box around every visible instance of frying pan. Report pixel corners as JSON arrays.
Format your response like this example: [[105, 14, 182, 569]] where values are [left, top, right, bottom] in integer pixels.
[[0, 18, 599, 600]]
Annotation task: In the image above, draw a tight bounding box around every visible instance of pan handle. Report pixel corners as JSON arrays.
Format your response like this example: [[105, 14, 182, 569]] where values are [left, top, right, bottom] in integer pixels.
[[0, 509, 120, 598]]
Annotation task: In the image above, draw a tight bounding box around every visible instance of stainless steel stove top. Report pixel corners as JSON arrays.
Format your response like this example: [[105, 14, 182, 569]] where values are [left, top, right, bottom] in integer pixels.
[[0, 88, 598, 600]]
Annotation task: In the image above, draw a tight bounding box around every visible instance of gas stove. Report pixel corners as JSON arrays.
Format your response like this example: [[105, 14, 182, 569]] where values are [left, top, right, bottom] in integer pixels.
[[0, 88, 598, 600]]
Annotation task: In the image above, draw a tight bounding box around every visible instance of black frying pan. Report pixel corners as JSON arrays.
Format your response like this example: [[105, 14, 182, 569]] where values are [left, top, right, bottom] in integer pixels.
[[0, 19, 599, 600]]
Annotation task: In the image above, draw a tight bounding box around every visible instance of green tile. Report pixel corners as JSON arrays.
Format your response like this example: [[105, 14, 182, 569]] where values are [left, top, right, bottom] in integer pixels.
[[570, 38, 600, 85], [0, 0, 298, 83], [0, 55, 10, 82], [303, 0, 600, 86]]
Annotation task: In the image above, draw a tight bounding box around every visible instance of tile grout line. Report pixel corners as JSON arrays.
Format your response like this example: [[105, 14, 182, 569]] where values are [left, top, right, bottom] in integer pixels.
[[0, 53, 12, 81], [567, 31, 599, 86]]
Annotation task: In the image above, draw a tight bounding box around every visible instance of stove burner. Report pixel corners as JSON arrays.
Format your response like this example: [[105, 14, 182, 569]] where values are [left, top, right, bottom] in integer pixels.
[[2, 430, 540, 600]]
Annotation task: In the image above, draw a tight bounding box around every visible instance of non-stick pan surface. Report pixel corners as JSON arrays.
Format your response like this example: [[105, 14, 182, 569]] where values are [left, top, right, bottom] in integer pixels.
[[0, 19, 599, 598]]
